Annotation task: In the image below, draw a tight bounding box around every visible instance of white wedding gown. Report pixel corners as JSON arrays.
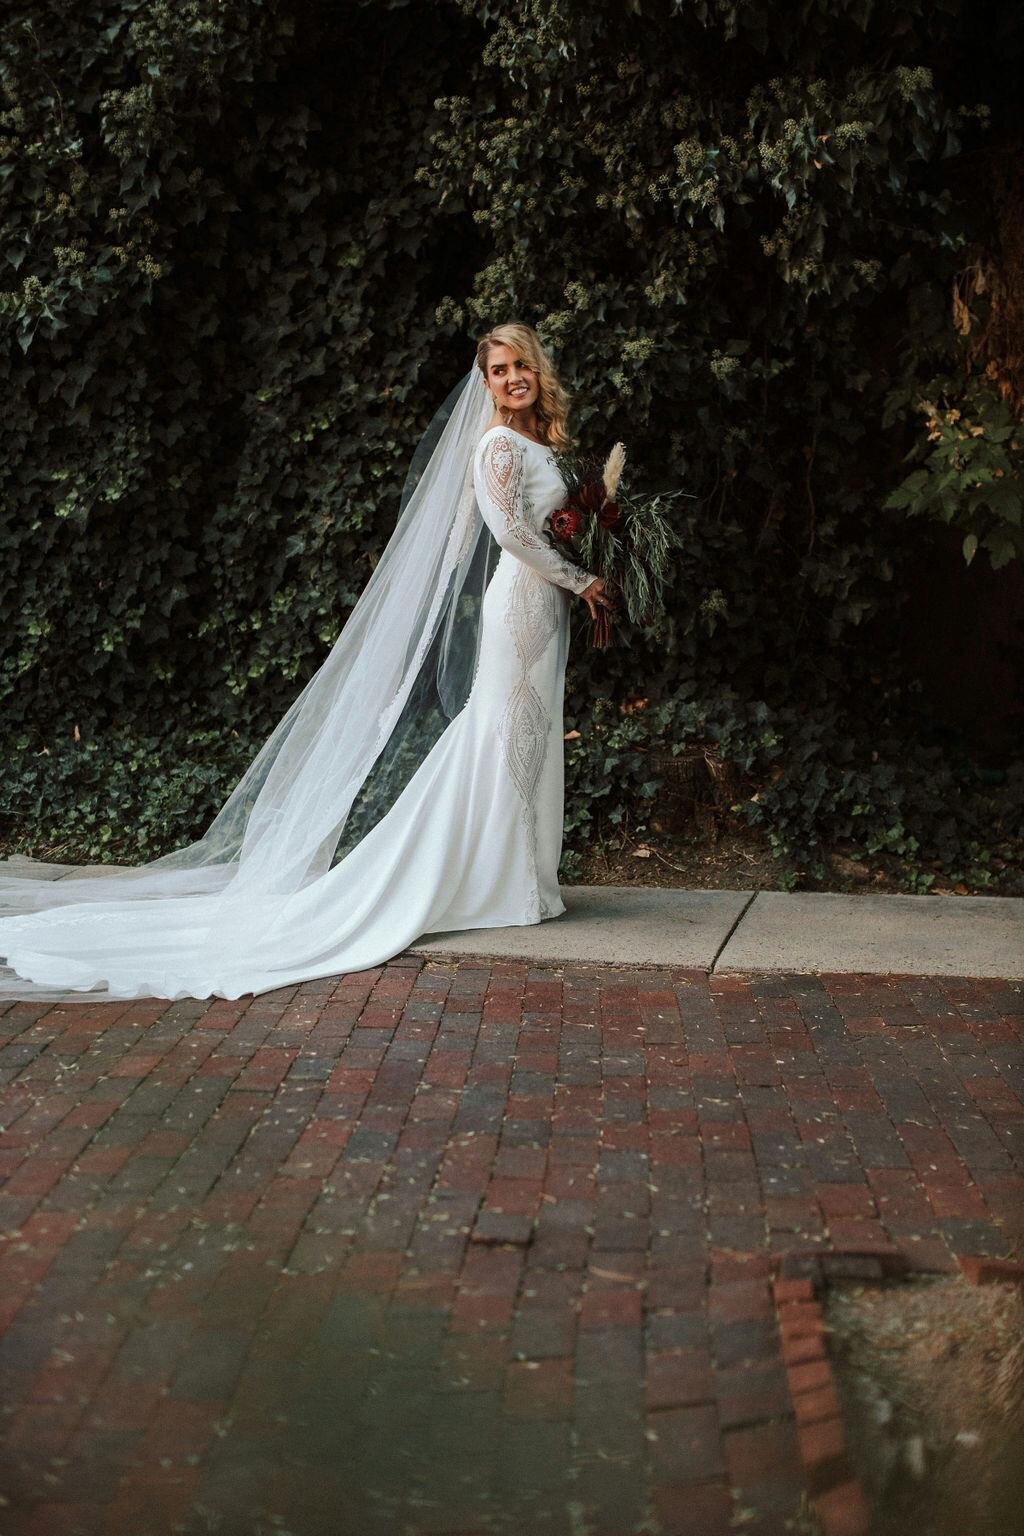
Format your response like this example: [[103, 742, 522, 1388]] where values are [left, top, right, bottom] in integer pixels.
[[0, 426, 595, 1002]]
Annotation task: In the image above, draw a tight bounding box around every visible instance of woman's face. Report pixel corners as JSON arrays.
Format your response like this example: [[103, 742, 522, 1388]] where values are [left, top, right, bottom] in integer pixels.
[[485, 342, 539, 417]]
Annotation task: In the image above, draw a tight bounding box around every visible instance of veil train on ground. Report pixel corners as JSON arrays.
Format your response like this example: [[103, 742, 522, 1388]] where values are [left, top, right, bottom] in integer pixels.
[[0, 366, 504, 1003]]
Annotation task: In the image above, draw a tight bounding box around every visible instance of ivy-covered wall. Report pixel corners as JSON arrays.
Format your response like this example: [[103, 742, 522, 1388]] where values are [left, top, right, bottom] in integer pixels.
[[1, 0, 1021, 891]]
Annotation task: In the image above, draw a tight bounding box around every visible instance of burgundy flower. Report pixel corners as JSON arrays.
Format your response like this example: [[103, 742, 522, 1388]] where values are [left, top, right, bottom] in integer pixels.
[[576, 478, 605, 514], [550, 505, 583, 540], [598, 500, 621, 529]]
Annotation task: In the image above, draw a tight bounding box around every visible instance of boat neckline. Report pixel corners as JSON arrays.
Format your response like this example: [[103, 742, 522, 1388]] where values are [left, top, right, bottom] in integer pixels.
[[480, 424, 553, 451]]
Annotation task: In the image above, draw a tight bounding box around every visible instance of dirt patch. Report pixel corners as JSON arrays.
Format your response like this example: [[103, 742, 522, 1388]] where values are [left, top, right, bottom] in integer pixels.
[[574, 824, 1019, 897], [825, 1274, 1024, 1536]]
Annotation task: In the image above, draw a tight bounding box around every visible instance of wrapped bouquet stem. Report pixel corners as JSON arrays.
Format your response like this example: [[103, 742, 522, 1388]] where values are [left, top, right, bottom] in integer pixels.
[[545, 441, 692, 648]]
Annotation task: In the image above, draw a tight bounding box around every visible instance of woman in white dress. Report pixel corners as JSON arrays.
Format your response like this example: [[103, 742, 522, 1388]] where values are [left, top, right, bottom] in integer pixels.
[[0, 324, 612, 1002]]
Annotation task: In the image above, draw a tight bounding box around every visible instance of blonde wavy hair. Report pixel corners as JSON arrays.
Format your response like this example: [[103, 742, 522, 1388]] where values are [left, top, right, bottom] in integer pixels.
[[475, 323, 571, 451]]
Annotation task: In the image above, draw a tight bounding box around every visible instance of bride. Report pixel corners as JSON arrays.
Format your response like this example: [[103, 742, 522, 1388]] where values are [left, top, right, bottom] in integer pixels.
[[0, 323, 613, 1003]]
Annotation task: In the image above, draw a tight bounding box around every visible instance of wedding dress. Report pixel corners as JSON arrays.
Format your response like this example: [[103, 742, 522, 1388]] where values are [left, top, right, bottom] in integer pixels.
[[0, 370, 595, 1003]]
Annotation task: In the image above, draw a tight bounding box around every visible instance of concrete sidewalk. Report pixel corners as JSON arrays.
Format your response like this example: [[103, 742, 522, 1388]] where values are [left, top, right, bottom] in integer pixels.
[[2, 857, 1022, 979], [415, 886, 1024, 979]]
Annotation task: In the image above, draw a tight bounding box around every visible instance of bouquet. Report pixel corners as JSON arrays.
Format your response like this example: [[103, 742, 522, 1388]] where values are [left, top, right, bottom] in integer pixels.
[[545, 441, 692, 649]]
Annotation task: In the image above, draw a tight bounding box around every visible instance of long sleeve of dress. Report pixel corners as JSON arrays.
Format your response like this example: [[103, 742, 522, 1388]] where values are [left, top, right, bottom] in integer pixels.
[[474, 430, 596, 595]]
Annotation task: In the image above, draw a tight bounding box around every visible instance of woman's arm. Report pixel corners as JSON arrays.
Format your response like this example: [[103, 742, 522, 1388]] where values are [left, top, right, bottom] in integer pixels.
[[474, 430, 597, 594]]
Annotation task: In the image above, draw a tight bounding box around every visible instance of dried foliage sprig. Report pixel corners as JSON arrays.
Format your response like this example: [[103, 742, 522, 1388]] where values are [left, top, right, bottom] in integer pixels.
[[602, 442, 626, 501]]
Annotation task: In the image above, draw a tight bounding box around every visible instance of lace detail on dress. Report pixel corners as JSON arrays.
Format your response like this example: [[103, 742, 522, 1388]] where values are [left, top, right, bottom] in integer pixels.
[[474, 430, 597, 595], [555, 554, 590, 591], [482, 432, 551, 555], [498, 562, 559, 919], [500, 675, 548, 807]]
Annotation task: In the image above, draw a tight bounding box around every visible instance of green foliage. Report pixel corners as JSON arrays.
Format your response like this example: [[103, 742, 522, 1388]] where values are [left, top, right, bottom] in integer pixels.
[[559, 688, 1023, 893], [0, 727, 254, 862], [1, 0, 477, 748], [883, 381, 1024, 569], [9, 680, 1017, 897], [1, 0, 1018, 893], [612, 496, 684, 629]]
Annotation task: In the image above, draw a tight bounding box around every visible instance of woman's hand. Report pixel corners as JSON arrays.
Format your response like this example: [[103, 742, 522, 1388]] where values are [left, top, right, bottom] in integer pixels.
[[580, 576, 614, 622]]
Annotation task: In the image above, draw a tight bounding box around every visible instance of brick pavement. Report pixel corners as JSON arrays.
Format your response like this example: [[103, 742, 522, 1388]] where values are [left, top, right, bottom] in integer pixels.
[[0, 959, 1021, 1536]]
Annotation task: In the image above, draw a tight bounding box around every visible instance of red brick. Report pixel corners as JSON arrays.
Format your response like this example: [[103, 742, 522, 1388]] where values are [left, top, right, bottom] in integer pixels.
[[101, 1468, 202, 1534], [773, 1277, 815, 1304], [483, 1176, 543, 1214], [786, 1358, 833, 1395], [797, 1415, 848, 1492], [816, 1184, 876, 1218], [898, 1124, 961, 1169], [589, 1253, 646, 1286], [778, 1300, 826, 1339], [507, 1092, 551, 1118], [579, 1287, 643, 1328], [893, 1234, 957, 1272], [710, 1250, 772, 1283], [704, 1122, 752, 1151], [495, 1146, 547, 1179], [394, 1271, 457, 1308], [0, 1399, 79, 1464], [781, 1332, 827, 1367], [503, 1357, 573, 1417], [686, 1052, 733, 1074], [601, 1125, 650, 1152], [709, 1280, 771, 1323], [12, 1210, 81, 1246], [649, 1108, 699, 1134], [325, 1066, 376, 1095], [648, 1403, 726, 1483], [794, 1382, 842, 1425], [725, 1419, 800, 1486], [650, 1133, 702, 1165], [716, 1361, 791, 1428], [958, 1255, 1024, 1287], [645, 1348, 714, 1409], [815, 1478, 871, 1536], [543, 1165, 595, 1199], [654, 1479, 733, 1536], [108, 1052, 165, 1077], [135, 1398, 223, 1461], [137, 1129, 193, 1158], [646, 1266, 706, 1310], [471, 1210, 533, 1246], [826, 1218, 898, 1253], [338, 1252, 403, 1291], [452, 1292, 515, 1331], [922, 1178, 989, 1219], [3, 1159, 69, 1197], [461, 1244, 522, 1292]]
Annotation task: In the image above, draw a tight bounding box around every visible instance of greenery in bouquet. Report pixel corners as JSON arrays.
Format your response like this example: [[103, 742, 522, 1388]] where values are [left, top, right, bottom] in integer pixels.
[[545, 443, 693, 647]]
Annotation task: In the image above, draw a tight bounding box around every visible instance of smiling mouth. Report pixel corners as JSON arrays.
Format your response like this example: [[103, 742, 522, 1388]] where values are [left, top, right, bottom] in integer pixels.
[[509, 385, 528, 397]]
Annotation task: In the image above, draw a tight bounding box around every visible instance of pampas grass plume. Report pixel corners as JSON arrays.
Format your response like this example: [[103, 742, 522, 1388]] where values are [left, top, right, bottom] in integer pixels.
[[602, 442, 626, 501]]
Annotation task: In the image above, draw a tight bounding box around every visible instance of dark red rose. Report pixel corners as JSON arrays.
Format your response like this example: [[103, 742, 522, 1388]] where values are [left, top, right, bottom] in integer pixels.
[[550, 505, 583, 540], [577, 479, 605, 514], [598, 500, 621, 529]]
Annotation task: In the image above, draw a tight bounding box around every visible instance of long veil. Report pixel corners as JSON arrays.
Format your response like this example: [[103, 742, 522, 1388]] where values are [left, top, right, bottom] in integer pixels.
[[0, 363, 500, 1002]]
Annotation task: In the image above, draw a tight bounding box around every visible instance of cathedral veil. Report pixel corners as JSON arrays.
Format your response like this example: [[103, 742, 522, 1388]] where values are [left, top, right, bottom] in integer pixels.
[[0, 364, 500, 1001]]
